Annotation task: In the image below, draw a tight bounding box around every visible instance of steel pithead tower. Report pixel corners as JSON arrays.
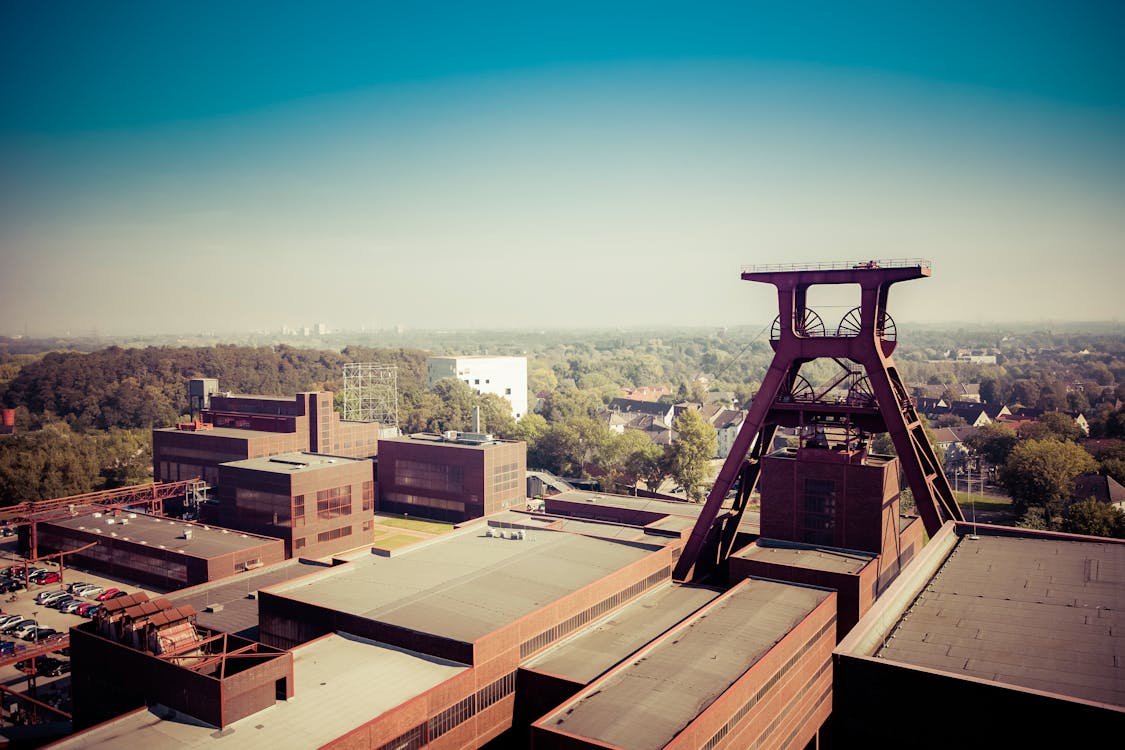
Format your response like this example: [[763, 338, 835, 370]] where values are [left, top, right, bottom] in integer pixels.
[[673, 259, 964, 582]]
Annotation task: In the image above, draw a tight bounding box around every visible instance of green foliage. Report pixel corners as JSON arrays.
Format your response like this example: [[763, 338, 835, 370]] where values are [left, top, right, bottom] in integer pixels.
[[667, 409, 717, 502], [965, 423, 1019, 465], [1001, 439, 1098, 522], [1021, 412, 1082, 442], [1099, 458, 1125, 486], [0, 423, 152, 504], [1062, 498, 1125, 538]]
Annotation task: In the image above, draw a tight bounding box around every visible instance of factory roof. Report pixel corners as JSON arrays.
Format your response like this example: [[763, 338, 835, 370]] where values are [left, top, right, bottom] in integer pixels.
[[221, 452, 368, 474], [734, 539, 876, 574], [153, 425, 294, 441], [45, 513, 280, 560], [873, 531, 1125, 708], [46, 633, 467, 750], [269, 526, 664, 643], [524, 583, 721, 684], [172, 559, 334, 638], [550, 490, 704, 516], [539, 578, 830, 750]]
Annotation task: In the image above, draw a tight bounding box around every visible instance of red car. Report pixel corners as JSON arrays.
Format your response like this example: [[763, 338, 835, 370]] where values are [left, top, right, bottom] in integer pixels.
[[95, 588, 121, 601], [37, 572, 60, 585]]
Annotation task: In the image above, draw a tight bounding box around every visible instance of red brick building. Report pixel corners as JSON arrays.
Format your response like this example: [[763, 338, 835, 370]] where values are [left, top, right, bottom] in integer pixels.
[[153, 388, 381, 487], [215, 452, 375, 560], [377, 433, 526, 522]]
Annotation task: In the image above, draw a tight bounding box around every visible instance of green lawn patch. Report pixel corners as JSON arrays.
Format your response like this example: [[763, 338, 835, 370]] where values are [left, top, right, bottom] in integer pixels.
[[955, 492, 1012, 513]]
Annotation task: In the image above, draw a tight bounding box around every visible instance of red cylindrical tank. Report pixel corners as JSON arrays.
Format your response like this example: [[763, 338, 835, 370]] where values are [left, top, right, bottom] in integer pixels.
[[0, 409, 14, 427]]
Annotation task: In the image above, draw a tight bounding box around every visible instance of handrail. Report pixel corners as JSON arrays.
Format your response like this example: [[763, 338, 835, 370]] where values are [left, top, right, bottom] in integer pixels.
[[741, 258, 932, 274]]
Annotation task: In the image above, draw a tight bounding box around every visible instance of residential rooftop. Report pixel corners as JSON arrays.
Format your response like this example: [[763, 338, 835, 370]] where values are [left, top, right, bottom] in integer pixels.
[[540, 578, 831, 750]]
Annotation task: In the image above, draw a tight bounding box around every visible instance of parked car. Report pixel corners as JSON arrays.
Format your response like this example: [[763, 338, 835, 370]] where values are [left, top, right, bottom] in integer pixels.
[[36, 590, 68, 606], [78, 585, 104, 598], [30, 627, 58, 642], [4, 579, 25, 592], [11, 622, 38, 639], [15, 657, 54, 673], [0, 614, 23, 630], [76, 602, 100, 618], [0, 618, 33, 633], [67, 581, 92, 594], [36, 572, 61, 585], [105, 590, 129, 600], [53, 596, 78, 611], [0, 640, 15, 655], [95, 588, 121, 601], [43, 660, 71, 677], [60, 599, 86, 614]]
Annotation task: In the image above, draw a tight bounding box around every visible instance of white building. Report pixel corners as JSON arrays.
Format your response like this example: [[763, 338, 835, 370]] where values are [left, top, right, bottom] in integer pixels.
[[426, 355, 528, 420]]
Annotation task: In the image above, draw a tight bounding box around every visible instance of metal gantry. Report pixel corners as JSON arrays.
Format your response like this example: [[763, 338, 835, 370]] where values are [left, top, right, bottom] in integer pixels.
[[673, 259, 964, 582], [342, 363, 399, 427]]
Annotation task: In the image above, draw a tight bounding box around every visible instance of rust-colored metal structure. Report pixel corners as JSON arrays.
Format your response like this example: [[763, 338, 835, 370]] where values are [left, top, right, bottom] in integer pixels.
[[673, 259, 964, 582], [1, 479, 206, 561]]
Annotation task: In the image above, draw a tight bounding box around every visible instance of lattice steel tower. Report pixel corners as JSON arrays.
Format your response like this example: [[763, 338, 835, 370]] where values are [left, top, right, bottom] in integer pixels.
[[673, 259, 964, 582], [342, 363, 399, 428]]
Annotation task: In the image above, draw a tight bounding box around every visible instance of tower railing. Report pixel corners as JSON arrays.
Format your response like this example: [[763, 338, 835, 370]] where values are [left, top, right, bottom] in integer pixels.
[[741, 258, 932, 274]]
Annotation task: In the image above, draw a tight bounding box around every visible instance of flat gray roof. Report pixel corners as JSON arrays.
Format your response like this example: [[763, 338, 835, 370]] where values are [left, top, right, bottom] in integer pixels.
[[45, 633, 467, 750], [539, 579, 830, 750], [271, 527, 663, 642], [875, 534, 1125, 707], [734, 539, 875, 574], [222, 452, 369, 474], [172, 559, 333, 638], [524, 583, 722, 683], [153, 425, 271, 438], [46, 513, 279, 559], [551, 490, 704, 517]]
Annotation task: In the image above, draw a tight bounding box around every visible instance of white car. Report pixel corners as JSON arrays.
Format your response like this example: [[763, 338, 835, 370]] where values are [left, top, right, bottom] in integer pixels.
[[11, 621, 38, 640], [0, 614, 23, 630]]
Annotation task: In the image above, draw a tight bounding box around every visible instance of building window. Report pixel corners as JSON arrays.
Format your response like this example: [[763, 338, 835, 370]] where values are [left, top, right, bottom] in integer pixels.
[[316, 485, 353, 519], [362, 520, 373, 532], [294, 537, 306, 550], [317, 525, 353, 543], [803, 478, 836, 545], [362, 481, 374, 512], [395, 459, 463, 494], [293, 495, 305, 527], [505, 388, 511, 395], [492, 462, 520, 494]]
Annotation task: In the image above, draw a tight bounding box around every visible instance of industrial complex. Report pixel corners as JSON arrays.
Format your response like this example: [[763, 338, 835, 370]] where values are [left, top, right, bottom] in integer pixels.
[[0, 260, 1119, 748]]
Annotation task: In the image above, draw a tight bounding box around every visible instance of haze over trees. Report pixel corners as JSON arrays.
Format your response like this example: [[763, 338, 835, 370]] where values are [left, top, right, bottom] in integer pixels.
[[2, 325, 1125, 522]]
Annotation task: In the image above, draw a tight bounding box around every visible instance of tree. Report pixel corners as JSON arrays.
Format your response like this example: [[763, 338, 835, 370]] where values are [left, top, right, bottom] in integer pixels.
[[1099, 457, 1125, 486], [476, 393, 516, 437], [667, 409, 717, 502], [620, 432, 667, 493], [965, 423, 1018, 466], [429, 378, 477, 433], [1000, 439, 1097, 522], [1063, 498, 1125, 538]]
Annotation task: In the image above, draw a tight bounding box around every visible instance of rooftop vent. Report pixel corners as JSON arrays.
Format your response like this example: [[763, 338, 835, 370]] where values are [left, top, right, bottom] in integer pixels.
[[93, 513, 102, 518], [182, 528, 193, 540]]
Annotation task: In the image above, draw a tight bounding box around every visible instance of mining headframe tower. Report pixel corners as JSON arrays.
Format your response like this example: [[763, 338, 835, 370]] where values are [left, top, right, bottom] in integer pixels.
[[674, 258, 965, 581]]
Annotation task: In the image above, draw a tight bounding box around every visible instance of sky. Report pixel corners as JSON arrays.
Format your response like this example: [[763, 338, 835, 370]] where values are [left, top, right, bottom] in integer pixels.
[[2, 1, 1124, 336]]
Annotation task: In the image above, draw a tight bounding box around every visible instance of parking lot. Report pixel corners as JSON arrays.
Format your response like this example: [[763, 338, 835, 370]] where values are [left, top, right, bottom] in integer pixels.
[[0, 539, 164, 721]]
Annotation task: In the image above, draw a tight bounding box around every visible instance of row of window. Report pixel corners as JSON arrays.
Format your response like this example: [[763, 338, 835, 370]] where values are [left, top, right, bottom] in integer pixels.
[[394, 459, 464, 493], [317, 525, 354, 544], [520, 568, 670, 658], [492, 461, 521, 494], [316, 485, 353, 519], [379, 672, 518, 750], [701, 616, 835, 750], [383, 492, 466, 513]]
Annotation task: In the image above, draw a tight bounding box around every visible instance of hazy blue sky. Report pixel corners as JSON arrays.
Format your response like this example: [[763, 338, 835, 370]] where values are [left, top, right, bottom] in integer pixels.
[[2, 1, 1123, 335]]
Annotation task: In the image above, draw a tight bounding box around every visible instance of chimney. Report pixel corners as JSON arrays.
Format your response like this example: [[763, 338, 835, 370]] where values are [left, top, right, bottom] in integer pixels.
[[472, 405, 482, 433]]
